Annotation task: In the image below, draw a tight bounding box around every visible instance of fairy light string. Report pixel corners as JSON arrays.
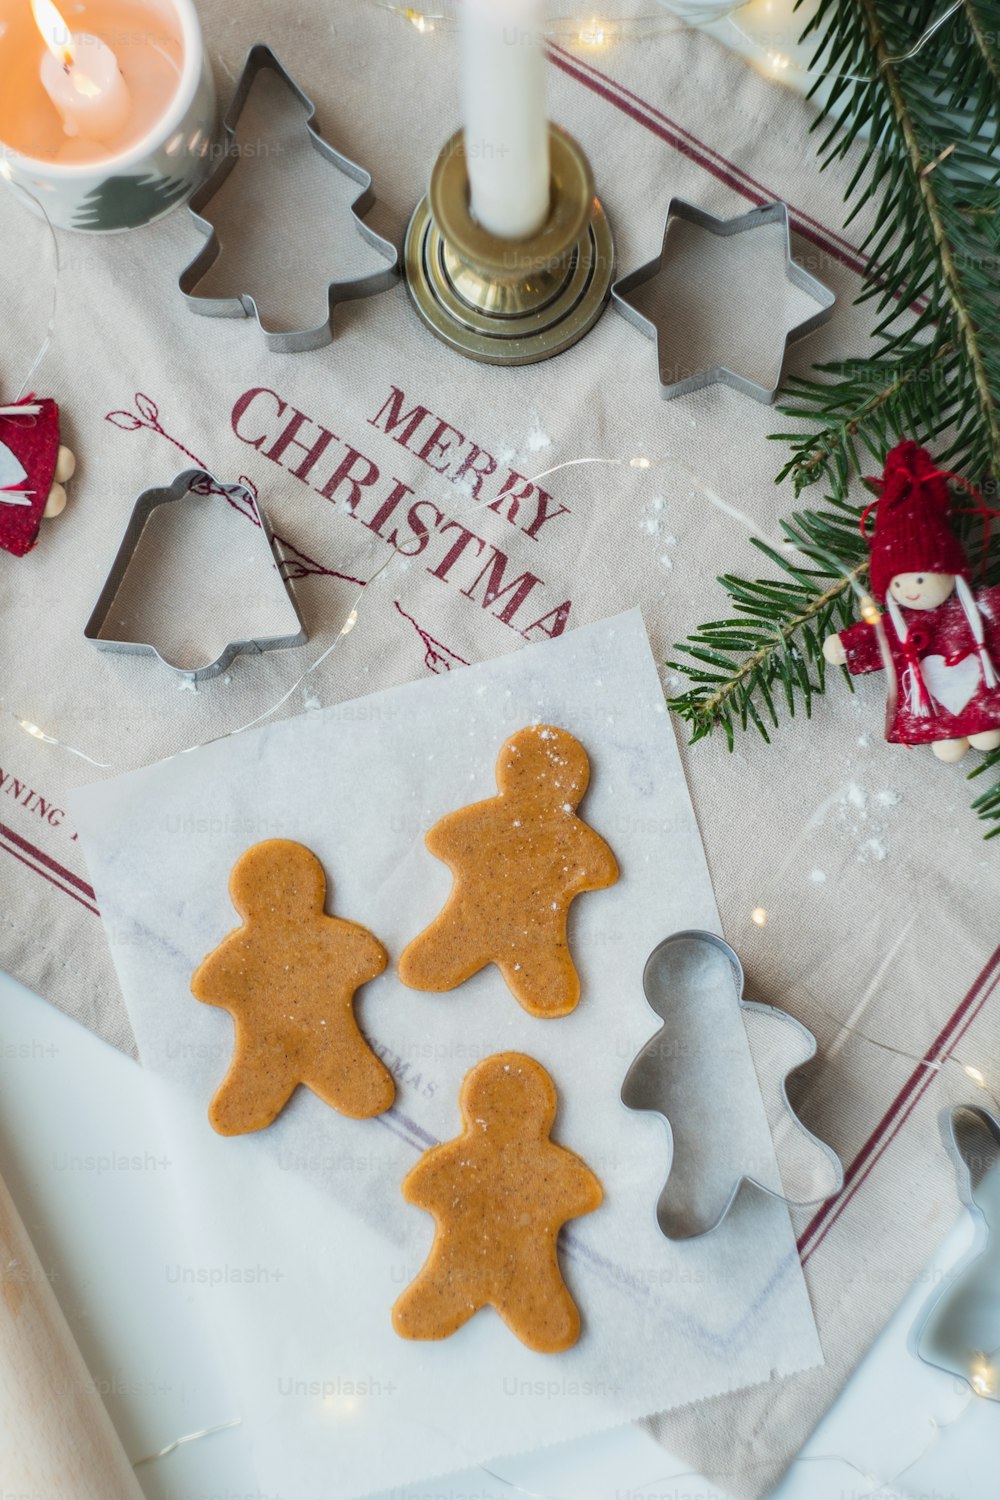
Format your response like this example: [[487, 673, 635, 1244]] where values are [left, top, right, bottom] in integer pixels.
[[378, 0, 970, 85], [0, 166, 61, 403], [129, 1395, 980, 1485], [131, 1415, 241, 1467], [0, 9, 990, 1489], [11, 430, 997, 1104], [10, 462, 995, 1490]]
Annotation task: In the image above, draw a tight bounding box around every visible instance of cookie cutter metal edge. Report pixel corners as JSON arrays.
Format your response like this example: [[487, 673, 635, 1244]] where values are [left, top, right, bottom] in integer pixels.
[[915, 1103, 1000, 1397], [179, 43, 400, 353], [622, 929, 844, 1239], [84, 468, 308, 681], [611, 199, 836, 404]]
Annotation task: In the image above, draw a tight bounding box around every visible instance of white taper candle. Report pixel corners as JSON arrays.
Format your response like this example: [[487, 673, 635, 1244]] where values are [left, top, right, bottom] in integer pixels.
[[460, 0, 550, 240]]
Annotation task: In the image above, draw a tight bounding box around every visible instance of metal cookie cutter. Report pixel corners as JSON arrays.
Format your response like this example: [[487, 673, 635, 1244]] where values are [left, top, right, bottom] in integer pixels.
[[916, 1105, 1000, 1400], [621, 930, 843, 1239], [179, 44, 399, 353], [611, 199, 835, 404], [84, 469, 307, 680]]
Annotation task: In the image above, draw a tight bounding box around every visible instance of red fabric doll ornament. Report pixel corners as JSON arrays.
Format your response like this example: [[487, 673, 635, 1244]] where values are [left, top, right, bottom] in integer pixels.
[[823, 441, 1000, 763], [0, 397, 75, 557]]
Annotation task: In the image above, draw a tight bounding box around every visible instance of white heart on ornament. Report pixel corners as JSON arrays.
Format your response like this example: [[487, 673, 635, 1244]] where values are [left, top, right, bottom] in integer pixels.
[[0, 439, 28, 491], [921, 653, 981, 715]]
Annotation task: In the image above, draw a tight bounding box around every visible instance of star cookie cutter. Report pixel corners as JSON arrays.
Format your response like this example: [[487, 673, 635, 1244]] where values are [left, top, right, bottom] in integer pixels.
[[84, 468, 307, 680], [179, 44, 400, 353], [621, 930, 843, 1239], [611, 199, 836, 404]]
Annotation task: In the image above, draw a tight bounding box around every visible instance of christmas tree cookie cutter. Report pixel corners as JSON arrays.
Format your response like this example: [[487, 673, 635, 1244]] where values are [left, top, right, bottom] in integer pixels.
[[611, 199, 836, 404], [621, 930, 843, 1239], [916, 1104, 1000, 1400], [178, 44, 400, 353], [84, 468, 307, 680]]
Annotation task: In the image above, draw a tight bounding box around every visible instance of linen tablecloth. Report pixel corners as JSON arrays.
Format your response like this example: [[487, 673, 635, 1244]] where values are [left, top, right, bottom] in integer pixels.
[[1, 5, 997, 1494]]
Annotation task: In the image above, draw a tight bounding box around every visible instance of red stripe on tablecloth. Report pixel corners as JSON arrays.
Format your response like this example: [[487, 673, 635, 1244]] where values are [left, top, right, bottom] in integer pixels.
[[546, 47, 870, 280], [796, 942, 1000, 1262], [0, 830, 101, 918], [0, 818, 97, 900], [549, 43, 867, 268]]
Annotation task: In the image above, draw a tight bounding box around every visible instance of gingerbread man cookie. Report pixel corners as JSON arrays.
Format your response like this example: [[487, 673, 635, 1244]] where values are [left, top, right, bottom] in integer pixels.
[[192, 839, 393, 1135], [398, 726, 618, 1017], [392, 1052, 602, 1353]]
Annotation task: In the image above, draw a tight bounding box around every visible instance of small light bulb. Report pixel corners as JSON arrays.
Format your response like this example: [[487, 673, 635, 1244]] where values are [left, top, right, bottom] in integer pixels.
[[578, 21, 606, 46], [969, 1354, 997, 1397], [322, 1392, 360, 1417], [340, 608, 359, 637], [751, 907, 768, 927], [630, 456, 652, 469], [860, 595, 881, 626], [963, 1064, 987, 1087]]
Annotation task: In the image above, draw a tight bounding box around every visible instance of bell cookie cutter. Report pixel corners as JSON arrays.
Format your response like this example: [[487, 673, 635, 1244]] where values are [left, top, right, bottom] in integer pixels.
[[611, 199, 836, 404], [84, 468, 307, 681], [179, 44, 400, 353], [621, 930, 843, 1239], [916, 1104, 1000, 1400]]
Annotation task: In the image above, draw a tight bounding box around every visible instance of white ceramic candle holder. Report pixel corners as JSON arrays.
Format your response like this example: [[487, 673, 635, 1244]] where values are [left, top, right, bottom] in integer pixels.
[[0, 0, 216, 233]]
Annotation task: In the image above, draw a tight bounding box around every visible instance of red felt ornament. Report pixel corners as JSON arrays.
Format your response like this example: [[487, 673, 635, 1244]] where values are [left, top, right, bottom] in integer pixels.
[[0, 396, 75, 557], [824, 441, 1000, 764]]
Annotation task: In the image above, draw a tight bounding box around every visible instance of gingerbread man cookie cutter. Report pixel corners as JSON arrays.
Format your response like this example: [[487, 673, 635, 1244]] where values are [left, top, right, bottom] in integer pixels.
[[84, 468, 307, 680], [179, 44, 400, 353], [621, 930, 843, 1239]]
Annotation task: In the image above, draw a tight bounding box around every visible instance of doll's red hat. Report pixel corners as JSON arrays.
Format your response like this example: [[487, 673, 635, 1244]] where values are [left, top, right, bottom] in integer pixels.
[[865, 441, 968, 601]]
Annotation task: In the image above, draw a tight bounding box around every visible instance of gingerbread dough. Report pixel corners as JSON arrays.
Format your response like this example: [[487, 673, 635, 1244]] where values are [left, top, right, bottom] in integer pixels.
[[191, 839, 393, 1135], [392, 1052, 602, 1352], [398, 726, 618, 1017]]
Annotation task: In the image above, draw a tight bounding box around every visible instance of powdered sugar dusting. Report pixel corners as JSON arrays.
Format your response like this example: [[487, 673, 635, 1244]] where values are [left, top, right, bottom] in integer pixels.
[[524, 419, 551, 453]]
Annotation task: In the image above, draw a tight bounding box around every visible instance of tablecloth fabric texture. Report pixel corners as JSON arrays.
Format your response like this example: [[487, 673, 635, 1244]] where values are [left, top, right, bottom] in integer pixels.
[[1, 6, 998, 1496]]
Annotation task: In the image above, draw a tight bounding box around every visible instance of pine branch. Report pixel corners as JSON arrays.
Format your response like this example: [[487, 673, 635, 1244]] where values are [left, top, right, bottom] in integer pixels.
[[857, 0, 1000, 472], [963, 0, 1000, 95], [772, 343, 955, 494], [668, 0, 1000, 835]]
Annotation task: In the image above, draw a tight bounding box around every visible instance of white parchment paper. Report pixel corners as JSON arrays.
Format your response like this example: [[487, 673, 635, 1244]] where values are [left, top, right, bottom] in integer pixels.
[[71, 610, 823, 1499]]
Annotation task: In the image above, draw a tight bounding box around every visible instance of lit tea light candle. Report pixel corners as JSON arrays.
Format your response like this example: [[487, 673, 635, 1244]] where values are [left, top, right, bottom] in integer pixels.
[[460, 0, 550, 240], [0, 0, 216, 231], [33, 0, 131, 143]]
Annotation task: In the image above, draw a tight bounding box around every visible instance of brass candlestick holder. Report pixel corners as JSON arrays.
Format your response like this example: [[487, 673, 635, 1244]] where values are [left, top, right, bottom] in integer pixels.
[[405, 123, 615, 365]]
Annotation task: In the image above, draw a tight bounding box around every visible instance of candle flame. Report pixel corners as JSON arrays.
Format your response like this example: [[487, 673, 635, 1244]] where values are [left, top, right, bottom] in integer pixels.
[[31, 0, 75, 67]]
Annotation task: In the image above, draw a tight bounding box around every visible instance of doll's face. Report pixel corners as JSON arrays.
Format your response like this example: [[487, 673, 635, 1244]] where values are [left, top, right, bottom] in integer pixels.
[[888, 572, 956, 611]]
